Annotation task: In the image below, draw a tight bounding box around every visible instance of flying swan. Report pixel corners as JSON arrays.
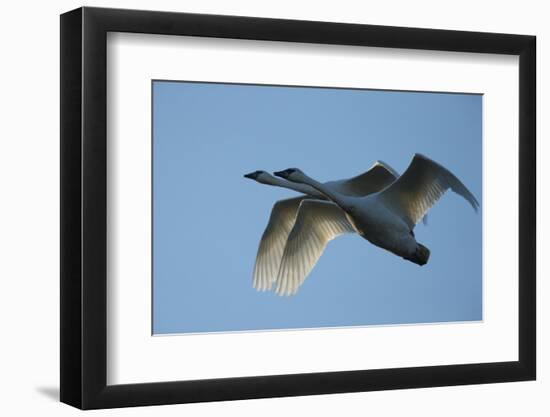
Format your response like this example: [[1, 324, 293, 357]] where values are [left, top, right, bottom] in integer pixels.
[[244, 162, 404, 291], [273, 153, 479, 296]]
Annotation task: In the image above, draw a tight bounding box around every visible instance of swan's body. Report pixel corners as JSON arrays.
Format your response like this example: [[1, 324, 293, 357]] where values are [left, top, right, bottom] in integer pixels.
[[244, 162, 402, 291], [273, 154, 479, 295], [336, 194, 423, 263]]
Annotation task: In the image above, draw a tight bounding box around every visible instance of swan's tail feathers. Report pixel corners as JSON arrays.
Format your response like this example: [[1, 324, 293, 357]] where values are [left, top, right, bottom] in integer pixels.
[[405, 243, 430, 266]]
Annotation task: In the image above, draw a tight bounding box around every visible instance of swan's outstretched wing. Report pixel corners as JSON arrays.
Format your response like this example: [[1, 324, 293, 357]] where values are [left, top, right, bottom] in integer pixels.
[[276, 200, 355, 296], [327, 161, 399, 196], [379, 153, 479, 229], [253, 197, 307, 291]]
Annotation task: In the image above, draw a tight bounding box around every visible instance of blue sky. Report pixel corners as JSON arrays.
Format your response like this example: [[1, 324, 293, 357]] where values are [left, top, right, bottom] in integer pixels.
[[152, 81, 482, 335]]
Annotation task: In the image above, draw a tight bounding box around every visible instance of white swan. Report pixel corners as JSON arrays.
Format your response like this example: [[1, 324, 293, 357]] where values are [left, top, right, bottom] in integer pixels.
[[273, 153, 479, 296], [244, 161, 401, 199], [244, 162, 403, 291]]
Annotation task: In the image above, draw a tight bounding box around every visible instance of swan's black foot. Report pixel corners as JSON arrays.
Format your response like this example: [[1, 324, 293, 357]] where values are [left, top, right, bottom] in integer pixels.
[[404, 243, 430, 266]]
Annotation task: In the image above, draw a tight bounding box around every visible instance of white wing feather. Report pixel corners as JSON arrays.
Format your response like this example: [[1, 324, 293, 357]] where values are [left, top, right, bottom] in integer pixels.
[[252, 197, 307, 291], [252, 162, 400, 292], [275, 200, 355, 296], [327, 161, 399, 196], [328, 161, 427, 225], [379, 153, 479, 229]]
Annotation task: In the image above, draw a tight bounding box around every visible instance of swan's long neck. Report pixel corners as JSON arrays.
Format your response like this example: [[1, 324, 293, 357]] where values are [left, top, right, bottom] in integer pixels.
[[293, 173, 353, 208], [265, 175, 324, 198]]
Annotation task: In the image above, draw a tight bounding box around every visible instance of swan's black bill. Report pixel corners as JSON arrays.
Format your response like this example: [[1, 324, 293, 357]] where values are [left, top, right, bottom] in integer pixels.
[[274, 168, 296, 179]]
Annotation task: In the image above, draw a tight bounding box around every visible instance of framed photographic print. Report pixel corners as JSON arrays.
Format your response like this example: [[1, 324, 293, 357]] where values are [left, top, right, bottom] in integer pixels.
[[60, 6, 536, 409]]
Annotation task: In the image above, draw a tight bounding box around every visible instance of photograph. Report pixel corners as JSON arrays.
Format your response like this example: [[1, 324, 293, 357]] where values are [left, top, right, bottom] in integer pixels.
[[54, 3, 536, 412], [152, 80, 482, 335]]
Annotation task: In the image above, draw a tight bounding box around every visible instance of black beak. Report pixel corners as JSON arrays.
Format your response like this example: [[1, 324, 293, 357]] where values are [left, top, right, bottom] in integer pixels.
[[273, 170, 287, 179], [243, 172, 255, 179]]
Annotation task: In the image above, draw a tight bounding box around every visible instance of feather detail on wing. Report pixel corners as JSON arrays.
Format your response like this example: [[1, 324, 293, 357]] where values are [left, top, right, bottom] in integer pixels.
[[327, 161, 427, 226], [379, 153, 479, 229], [252, 197, 307, 291], [275, 200, 355, 296], [327, 161, 399, 196]]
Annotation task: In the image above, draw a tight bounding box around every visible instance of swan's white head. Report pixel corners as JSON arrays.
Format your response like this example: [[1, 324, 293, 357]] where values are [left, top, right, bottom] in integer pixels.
[[273, 168, 305, 183], [243, 170, 275, 185]]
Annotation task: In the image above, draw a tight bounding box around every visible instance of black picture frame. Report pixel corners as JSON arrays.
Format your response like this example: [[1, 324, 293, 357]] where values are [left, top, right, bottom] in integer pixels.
[[60, 6, 536, 410]]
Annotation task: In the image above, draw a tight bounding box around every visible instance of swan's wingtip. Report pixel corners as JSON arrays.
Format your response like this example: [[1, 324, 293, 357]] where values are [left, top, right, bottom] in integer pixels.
[[253, 280, 274, 292], [469, 193, 481, 213], [414, 152, 431, 161], [373, 160, 400, 177], [274, 285, 298, 297]]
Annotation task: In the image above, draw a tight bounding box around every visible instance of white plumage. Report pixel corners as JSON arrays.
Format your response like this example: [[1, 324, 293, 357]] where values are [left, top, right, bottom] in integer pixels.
[[244, 162, 402, 291], [377, 154, 478, 228], [272, 154, 479, 295], [275, 200, 355, 296]]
